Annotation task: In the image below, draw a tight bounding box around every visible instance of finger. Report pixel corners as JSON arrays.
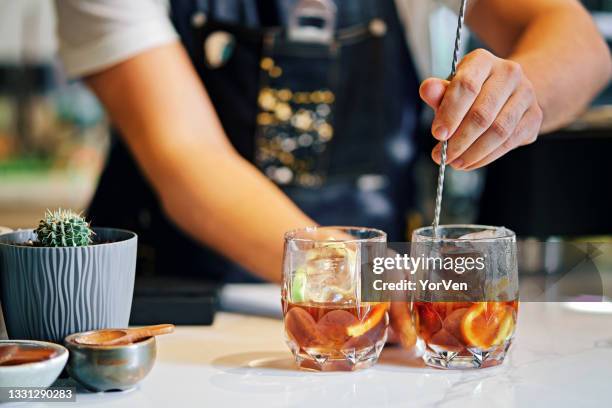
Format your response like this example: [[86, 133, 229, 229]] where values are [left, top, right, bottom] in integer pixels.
[[454, 85, 534, 169], [445, 61, 523, 167], [390, 302, 416, 349], [463, 106, 542, 170], [419, 78, 450, 110], [431, 142, 442, 164], [431, 49, 494, 141]]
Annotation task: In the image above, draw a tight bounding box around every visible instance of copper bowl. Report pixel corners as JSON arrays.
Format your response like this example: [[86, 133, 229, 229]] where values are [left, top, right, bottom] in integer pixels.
[[64, 331, 156, 392]]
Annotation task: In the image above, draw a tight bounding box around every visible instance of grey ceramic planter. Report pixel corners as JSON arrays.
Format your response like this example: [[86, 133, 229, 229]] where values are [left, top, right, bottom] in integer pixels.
[[0, 228, 137, 343]]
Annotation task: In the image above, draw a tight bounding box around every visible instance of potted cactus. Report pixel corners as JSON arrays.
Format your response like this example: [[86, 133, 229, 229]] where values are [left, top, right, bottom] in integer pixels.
[[34, 209, 95, 247], [0, 209, 137, 343]]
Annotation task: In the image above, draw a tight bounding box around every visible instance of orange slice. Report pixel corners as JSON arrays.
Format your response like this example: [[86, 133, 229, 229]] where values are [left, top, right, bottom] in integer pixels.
[[433, 302, 471, 317], [461, 303, 515, 349], [442, 307, 469, 342], [490, 310, 515, 346], [346, 303, 388, 337]]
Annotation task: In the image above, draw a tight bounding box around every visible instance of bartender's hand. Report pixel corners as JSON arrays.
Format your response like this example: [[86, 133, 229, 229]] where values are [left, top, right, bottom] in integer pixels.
[[419, 49, 543, 171]]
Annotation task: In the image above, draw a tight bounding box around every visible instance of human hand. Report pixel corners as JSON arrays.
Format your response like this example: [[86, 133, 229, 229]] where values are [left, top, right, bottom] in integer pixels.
[[420, 49, 543, 170]]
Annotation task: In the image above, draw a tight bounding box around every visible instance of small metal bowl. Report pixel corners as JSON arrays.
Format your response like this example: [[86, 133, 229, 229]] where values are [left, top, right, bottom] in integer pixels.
[[0, 340, 68, 388], [64, 331, 156, 392]]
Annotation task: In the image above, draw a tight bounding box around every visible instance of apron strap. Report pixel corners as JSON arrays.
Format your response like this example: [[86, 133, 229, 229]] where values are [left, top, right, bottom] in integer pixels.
[[255, 0, 280, 26], [241, 0, 260, 27], [362, 0, 382, 21], [193, 0, 381, 29], [194, 0, 210, 14], [195, 0, 267, 27]]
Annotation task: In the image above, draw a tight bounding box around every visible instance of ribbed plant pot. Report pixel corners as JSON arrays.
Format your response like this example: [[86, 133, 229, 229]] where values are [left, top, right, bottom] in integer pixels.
[[0, 228, 137, 343]]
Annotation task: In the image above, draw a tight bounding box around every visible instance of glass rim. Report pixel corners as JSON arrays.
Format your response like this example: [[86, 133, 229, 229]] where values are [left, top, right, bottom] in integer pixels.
[[412, 224, 516, 242], [284, 226, 387, 244]]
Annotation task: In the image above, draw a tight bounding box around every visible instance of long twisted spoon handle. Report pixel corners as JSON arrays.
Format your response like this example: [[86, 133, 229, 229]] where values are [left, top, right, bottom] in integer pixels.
[[432, 0, 469, 238]]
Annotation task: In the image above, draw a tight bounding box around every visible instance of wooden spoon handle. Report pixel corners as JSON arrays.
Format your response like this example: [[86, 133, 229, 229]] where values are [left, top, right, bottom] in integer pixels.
[[135, 324, 175, 338], [101, 324, 175, 346]]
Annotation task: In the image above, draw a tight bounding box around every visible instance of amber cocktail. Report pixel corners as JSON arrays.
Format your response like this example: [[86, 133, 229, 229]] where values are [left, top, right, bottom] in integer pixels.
[[411, 225, 519, 369], [414, 300, 518, 368], [283, 300, 388, 371], [282, 226, 388, 371]]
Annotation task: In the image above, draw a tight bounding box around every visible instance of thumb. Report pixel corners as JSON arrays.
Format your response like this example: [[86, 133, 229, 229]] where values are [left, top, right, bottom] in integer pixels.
[[419, 78, 450, 111]]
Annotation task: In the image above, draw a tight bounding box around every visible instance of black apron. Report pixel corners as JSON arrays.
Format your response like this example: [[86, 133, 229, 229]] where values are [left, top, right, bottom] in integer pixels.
[[87, 0, 422, 282]]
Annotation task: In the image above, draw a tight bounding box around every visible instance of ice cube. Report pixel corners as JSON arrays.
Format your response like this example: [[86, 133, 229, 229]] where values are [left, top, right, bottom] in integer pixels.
[[303, 243, 359, 303]]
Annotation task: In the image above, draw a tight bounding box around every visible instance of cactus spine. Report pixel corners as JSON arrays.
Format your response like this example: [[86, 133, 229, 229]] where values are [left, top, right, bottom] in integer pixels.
[[35, 209, 94, 247]]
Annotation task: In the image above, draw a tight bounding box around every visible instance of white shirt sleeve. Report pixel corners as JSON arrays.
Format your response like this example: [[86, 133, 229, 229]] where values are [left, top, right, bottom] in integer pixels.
[[55, 0, 179, 78]]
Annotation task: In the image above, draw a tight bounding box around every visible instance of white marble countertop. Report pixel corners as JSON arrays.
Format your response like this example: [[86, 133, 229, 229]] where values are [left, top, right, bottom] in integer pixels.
[[27, 302, 612, 408]]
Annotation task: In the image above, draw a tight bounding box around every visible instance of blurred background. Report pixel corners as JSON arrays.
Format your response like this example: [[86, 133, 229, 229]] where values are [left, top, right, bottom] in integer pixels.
[[0, 0, 610, 241], [0, 0, 107, 229]]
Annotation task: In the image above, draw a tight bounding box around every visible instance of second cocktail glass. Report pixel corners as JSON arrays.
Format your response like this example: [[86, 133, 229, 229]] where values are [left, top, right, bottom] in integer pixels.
[[282, 226, 388, 371], [411, 225, 519, 369]]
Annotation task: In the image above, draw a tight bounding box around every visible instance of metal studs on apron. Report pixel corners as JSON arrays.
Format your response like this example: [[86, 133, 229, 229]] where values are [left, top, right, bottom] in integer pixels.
[[254, 0, 390, 188], [254, 0, 339, 187]]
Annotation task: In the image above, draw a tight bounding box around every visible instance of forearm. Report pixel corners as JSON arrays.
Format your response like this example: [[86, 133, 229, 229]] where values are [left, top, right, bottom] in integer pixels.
[[156, 157, 309, 282], [508, 3, 612, 132], [87, 43, 315, 282], [156, 147, 315, 282]]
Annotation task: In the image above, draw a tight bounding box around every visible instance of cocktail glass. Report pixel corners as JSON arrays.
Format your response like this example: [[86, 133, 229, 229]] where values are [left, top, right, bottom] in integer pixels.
[[282, 226, 388, 371], [411, 225, 519, 369]]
